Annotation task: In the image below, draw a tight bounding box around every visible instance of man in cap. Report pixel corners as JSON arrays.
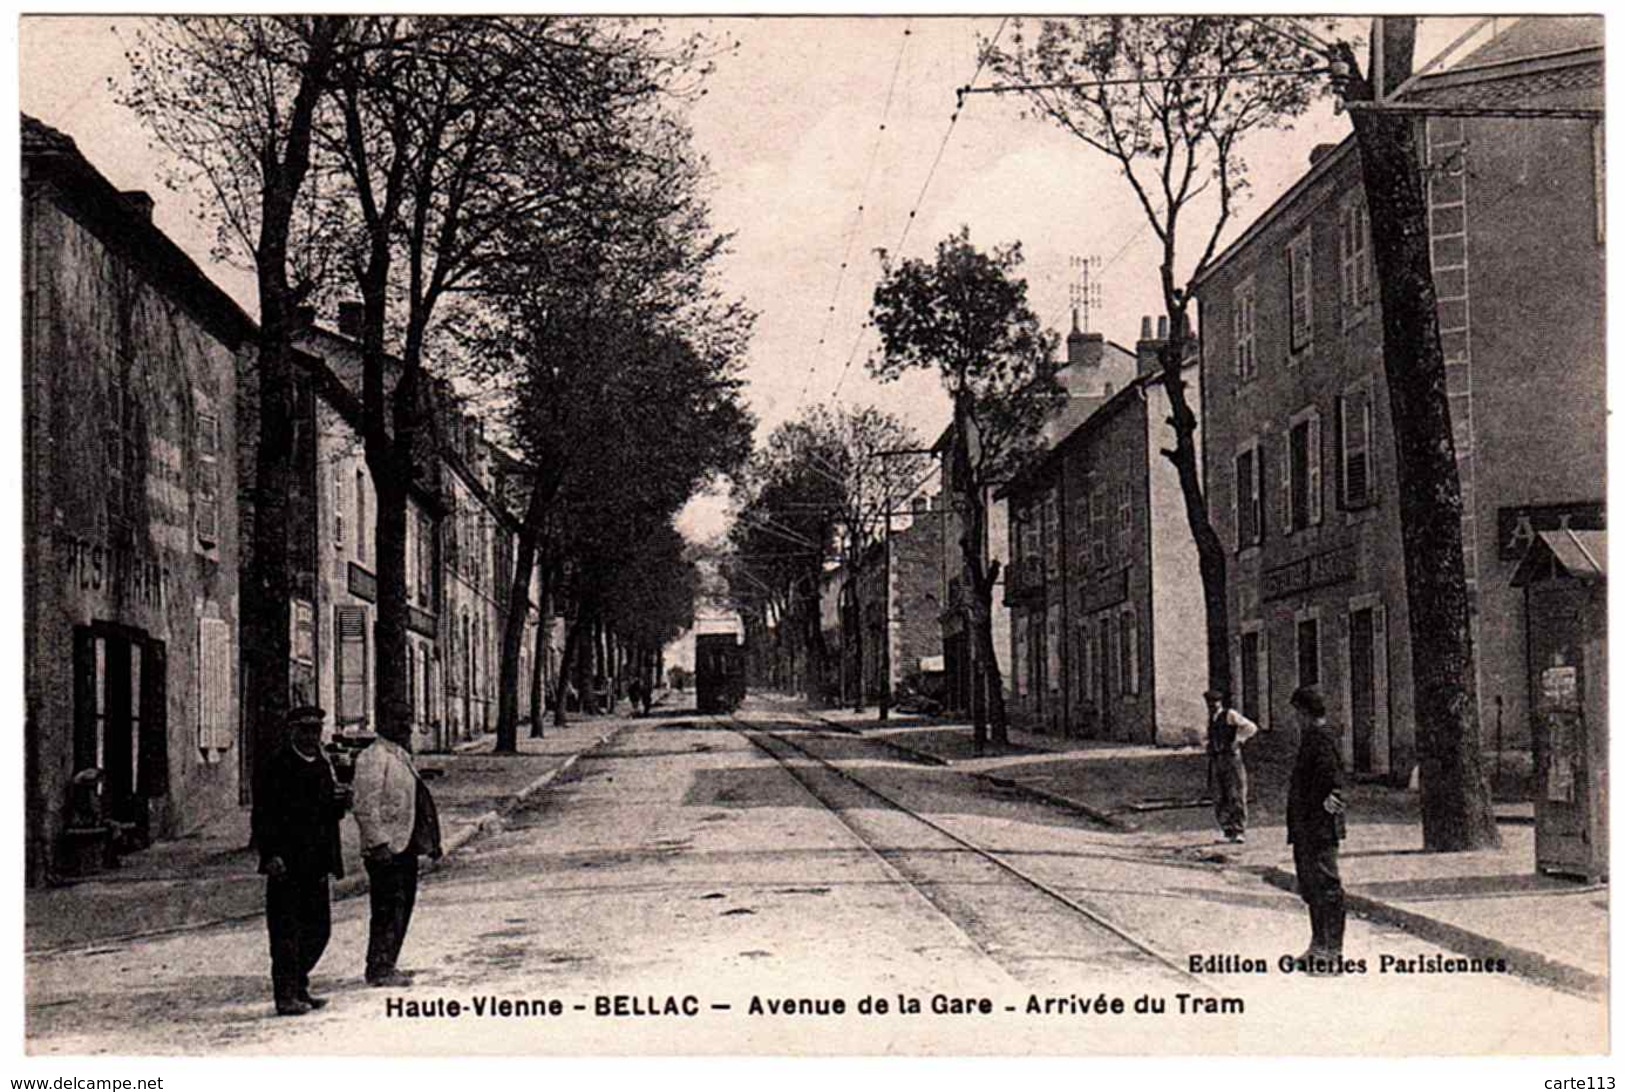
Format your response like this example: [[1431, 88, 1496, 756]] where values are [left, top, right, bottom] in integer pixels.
[[1287, 686, 1348, 973], [1205, 689, 1260, 843], [352, 700, 440, 988], [252, 704, 351, 1016]]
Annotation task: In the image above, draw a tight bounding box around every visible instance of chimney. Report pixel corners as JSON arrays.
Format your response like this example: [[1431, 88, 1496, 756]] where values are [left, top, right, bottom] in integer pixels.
[[338, 301, 365, 339], [120, 190, 154, 222], [1136, 313, 1167, 379], [1065, 308, 1105, 372], [1309, 142, 1339, 166]]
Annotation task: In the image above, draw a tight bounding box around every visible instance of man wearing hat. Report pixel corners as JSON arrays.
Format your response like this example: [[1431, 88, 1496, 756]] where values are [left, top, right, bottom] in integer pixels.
[[352, 700, 440, 988], [252, 704, 351, 1016], [1287, 686, 1348, 972], [1204, 689, 1260, 843]]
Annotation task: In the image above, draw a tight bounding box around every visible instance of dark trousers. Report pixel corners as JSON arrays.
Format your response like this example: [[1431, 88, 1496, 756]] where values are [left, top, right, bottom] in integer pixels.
[[365, 851, 419, 980], [1211, 752, 1248, 836], [266, 874, 332, 1002], [1292, 840, 1346, 955]]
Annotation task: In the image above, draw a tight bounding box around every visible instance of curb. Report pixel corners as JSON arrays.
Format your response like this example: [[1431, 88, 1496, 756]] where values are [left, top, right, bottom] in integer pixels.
[[1257, 865, 1607, 998], [798, 710, 948, 763], [27, 729, 626, 959], [975, 775, 1138, 832]]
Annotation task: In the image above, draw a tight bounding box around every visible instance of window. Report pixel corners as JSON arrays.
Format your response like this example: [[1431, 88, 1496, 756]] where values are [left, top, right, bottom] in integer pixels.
[[1296, 615, 1321, 690], [1337, 388, 1375, 509], [1073, 491, 1091, 574], [1116, 480, 1133, 562], [335, 606, 369, 726], [290, 600, 315, 665], [1090, 485, 1109, 568], [1288, 410, 1323, 532], [1340, 198, 1374, 323], [195, 409, 220, 547], [1119, 607, 1140, 696], [1288, 230, 1314, 352], [73, 626, 169, 815], [1233, 276, 1258, 380], [1077, 624, 1094, 708], [416, 513, 432, 606], [1235, 444, 1264, 550]]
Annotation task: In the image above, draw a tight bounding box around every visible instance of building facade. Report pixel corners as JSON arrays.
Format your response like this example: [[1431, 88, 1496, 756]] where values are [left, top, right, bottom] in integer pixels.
[[1005, 322, 1206, 745], [1194, 17, 1604, 779], [24, 116, 251, 883]]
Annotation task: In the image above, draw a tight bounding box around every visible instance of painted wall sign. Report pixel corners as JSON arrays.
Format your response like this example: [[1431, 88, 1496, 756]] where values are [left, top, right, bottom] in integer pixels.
[[1498, 501, 1605, 560], [1262, 543, 1357, 601]]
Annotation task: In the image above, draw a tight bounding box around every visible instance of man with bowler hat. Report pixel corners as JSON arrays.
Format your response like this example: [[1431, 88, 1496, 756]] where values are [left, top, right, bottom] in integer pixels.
[[1287, 686, 1348, 973], [252, 704, 350, 1016], [353, 699, 440, 988], [1204, 688, 1260, 843]]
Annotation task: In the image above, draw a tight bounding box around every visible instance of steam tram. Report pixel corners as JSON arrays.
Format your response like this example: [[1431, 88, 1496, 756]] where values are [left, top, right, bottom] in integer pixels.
[[695, 633, 746, 714]]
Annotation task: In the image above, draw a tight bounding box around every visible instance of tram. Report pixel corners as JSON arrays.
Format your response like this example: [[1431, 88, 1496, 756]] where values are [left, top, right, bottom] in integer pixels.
[[694, 633, 746, 714]]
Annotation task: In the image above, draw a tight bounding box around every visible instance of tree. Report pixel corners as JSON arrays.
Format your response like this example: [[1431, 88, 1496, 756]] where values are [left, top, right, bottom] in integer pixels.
[[727, 405, 930, 712], [985, 16, 1331, 706], [868, 227, 1062, 748], [1328, 18, 1498, 849], [123, 16, 348, 792], [323, 16, 691, 747]]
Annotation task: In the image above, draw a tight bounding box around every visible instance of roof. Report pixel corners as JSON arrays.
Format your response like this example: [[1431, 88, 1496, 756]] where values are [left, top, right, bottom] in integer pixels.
[[1448, 16, 1602, 70], [22, 113, 258, 350], [1510, 528, 1607, 586], [998, 368, 1160, 501]]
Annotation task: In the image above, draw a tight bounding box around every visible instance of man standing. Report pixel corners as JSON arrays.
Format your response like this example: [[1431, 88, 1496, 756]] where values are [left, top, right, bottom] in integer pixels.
[[1205, 689, 1260, 843], [352, 703, 440, 988], [1287, 686, 1348, 973], [252, 705, 350, 1016]]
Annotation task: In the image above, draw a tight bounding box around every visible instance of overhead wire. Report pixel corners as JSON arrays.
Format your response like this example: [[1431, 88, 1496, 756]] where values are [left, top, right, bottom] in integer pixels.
[[796, 22, 914, 405], [829, 16, 1010, 403]]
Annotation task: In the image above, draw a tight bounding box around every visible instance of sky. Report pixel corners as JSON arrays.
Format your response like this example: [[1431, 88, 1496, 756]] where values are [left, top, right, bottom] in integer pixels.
[[17, 15, 1495, 546]]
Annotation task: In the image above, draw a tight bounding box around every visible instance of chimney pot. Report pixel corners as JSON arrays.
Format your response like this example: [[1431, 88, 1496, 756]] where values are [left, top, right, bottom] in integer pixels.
[[1157, 315, 1169, 340], [1140, 315, 1153, 340], [338, 301, 365, 339], [120, 190, 154, 222]]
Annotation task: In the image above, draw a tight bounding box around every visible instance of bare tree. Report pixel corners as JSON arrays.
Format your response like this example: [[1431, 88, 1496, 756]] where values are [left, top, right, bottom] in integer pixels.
[[123, 16, 348, 790], [985, 15, 1331, 703]]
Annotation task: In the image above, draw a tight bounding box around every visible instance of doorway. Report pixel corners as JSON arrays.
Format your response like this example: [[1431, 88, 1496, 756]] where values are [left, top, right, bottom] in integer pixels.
[[1349, 607, 1377, 774], [73, 624, 167, 847]]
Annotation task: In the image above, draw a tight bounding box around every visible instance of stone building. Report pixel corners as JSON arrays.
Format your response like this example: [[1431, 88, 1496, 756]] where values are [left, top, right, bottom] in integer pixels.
[[1003, 321, 1206, 744], [23, 115, 251, 883], [1193, 17, 1604, 779]]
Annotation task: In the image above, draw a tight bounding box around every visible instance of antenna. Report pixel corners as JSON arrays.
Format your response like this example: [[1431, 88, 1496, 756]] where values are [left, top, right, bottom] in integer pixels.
[[1068, 254, 1103, 332]]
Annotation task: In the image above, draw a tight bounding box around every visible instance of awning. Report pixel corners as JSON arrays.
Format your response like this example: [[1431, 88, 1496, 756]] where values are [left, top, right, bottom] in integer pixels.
[[1510, 528, 1607, 586]]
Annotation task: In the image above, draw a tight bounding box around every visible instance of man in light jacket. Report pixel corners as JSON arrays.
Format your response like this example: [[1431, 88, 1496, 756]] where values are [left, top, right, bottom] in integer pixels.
[[352, 703, 438, 988]]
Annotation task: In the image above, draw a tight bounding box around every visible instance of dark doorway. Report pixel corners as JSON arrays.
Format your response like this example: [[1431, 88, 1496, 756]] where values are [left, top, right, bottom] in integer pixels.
[[73, 624, 168, 848]]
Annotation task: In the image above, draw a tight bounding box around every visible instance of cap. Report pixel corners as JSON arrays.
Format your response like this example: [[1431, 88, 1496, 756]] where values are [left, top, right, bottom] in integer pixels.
[[286, 704, 327, 726], [1289, 686, 1326, 718], [1203, 689, 1227, 702]]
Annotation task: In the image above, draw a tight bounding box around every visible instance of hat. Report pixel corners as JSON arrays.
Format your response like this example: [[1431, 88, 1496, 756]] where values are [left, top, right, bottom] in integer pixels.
[[1289, 686, 1326, 718], [1203, 689, 1227, 702], [286, 704, 327, 726]]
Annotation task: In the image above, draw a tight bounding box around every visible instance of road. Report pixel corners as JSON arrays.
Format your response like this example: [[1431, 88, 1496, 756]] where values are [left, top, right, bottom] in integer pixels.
[[25, 702, 1606, 1055]]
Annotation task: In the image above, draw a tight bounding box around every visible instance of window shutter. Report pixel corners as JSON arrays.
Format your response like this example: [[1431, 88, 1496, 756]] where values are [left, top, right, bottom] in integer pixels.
[[196, 618, 233, 754], [1335, 396, 1348, 509], [336, 606, 369, 725], [1309, 412, 1323, 525], [1288, 426, 1305, 532], [140, 639, 170, 797]]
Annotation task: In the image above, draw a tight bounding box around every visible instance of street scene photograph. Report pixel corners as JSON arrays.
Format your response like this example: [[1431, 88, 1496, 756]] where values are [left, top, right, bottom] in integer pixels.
[[15, 11, 1609, 1066]]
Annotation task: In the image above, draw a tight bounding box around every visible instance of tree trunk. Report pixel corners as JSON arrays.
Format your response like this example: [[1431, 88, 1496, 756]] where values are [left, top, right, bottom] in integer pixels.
[[496, 486, 551, 752], [1338, 21, 1498, 850], [1158, 312, 1232, 701], [529, 563, 551, 737], [951, 395, 999, 749], [555, 613, 583, 728], [372, 461, 412, 746], [849, 559, 865, 714]]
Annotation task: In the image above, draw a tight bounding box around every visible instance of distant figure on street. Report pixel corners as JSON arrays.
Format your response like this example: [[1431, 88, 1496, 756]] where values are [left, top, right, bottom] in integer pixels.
[[1287, 686, 1348, 973], [353, 702, 441, 989], [252, 705, 351, 1016], [627, 676, 645, 717], [1205, 689, 1260, 843]]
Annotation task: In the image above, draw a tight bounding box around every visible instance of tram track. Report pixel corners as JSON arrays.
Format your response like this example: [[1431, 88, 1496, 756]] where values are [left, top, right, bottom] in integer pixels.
[[718, 711, 1213, 996]]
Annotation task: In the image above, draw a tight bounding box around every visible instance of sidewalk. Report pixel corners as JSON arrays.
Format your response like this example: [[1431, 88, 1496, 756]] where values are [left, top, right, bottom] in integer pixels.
[[25, 715, 636, 955], [810, 706, 1608, 997]]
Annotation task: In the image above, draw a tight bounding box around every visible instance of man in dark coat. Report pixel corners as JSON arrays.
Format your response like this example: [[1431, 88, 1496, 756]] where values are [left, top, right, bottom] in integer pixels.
[[1287, 686, 1347, 973], [252, 705, 351, 1015]]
